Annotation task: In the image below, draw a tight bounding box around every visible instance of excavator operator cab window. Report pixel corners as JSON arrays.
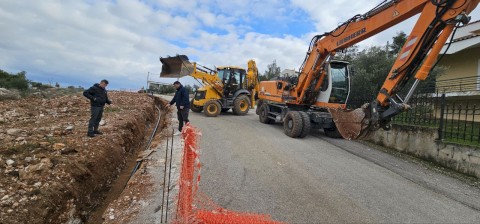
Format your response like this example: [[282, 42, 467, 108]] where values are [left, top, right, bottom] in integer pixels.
[[277, 82, 283, 90], [328, 62, 349, 104]]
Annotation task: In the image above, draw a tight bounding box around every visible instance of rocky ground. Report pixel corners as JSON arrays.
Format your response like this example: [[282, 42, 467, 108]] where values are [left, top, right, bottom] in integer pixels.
[[0, 91, 167, 223]]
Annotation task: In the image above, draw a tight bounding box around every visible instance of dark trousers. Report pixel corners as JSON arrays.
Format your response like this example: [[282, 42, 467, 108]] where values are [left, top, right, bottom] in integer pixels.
[[177, 108, 189, 132], [88, 106, 104, 134]]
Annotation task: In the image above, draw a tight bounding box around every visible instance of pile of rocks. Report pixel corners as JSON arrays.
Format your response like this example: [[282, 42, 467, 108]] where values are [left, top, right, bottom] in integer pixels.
[[0, 88, 20, 100]]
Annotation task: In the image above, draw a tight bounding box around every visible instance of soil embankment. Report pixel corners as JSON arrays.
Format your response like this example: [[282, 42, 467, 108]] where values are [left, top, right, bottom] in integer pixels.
[[0, 91, 166, 223]]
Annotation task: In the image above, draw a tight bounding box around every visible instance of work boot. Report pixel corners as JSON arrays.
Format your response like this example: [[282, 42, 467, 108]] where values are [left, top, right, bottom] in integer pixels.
[[87, 133, 95, 137], [93, 130, 103, 135]]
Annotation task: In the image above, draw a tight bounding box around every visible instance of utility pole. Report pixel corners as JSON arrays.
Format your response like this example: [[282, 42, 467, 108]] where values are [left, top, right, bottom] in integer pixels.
[[147, 72, 150, 92]]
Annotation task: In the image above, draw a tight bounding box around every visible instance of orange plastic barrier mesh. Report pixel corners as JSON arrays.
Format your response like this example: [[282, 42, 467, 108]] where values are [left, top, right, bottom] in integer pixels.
[[174, 123, 282, 224]]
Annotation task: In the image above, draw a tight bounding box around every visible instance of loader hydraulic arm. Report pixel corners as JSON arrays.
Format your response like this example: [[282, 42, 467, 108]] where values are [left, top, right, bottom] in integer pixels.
[[190, 63, 225, 97], [295, 0, 479, 139]]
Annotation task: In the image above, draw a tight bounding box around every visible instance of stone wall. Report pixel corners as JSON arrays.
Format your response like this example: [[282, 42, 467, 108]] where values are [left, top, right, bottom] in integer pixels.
[[369, 124, 480, 178]]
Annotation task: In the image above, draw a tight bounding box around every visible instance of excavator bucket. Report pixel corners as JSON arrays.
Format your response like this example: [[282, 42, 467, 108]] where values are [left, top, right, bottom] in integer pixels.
[[328, 106, 372, 140], [159, 55, 194, 78]]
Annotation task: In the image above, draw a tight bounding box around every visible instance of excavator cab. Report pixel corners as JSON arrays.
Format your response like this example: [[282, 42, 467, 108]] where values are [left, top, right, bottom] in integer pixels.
[[316, 61, 350, 105]]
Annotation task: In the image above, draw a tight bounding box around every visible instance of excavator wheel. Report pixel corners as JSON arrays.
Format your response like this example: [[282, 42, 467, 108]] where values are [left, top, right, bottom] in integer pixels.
[[298, 111, 311, 138], [283, 111, 303, 138], [203, 100, 221, 117], [232, 95, 250, 115], [259, 104, 274, 124], [190, 99, 203, 113], [256, 100, 264, 115], [324, 125, 343, 138]]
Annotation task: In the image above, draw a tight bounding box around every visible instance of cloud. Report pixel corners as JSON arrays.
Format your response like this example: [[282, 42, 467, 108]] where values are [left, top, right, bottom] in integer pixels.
[[0, 0, 479, 90], [291, 0, 480, 48]]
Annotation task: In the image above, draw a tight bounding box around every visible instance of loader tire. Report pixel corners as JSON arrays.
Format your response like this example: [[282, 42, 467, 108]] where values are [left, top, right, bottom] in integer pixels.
[[259, 104, 274, 124], [283, 111, 303, 138], [232, 95, 250, 115], [203, 100, 221, 117], [190, 100, 203, 113], [298, 111, 311, 138], [324, 125, 342, 138]]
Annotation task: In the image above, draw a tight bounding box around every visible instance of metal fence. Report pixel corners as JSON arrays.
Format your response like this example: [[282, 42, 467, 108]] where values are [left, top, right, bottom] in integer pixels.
[[390, 76, 480, 146], [438, 99, 480, 145]]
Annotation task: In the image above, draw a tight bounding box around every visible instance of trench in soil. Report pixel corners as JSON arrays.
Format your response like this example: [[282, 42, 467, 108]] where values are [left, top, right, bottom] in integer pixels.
[[87, 98, 170, 223]]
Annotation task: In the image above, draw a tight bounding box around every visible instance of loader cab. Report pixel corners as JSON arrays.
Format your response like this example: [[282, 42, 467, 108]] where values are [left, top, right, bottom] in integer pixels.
[[217, 66, 247, 96]]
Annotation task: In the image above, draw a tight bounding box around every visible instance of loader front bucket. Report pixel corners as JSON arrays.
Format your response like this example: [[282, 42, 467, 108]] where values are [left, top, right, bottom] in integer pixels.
[[328, 106, 373, 140], [159, 55, 194, 78]]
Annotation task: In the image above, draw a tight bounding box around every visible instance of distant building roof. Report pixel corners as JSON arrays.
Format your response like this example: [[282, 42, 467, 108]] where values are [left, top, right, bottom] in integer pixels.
[[281, 69, 299, 76], [441, 20, 480, 54]]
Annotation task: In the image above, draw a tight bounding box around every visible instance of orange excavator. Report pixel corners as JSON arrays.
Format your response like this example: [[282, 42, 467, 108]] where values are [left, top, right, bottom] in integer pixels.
[[257, 0, 479, 139]]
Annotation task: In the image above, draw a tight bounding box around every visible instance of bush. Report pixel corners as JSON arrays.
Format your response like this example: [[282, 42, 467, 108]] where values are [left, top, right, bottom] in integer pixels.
[[0, 70, 29, 91], [31, 82, 52, 90]]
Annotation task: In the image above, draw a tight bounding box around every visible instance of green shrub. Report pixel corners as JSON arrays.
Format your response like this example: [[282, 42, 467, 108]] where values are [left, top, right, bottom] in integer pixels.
[[0, 70, 30, 91]]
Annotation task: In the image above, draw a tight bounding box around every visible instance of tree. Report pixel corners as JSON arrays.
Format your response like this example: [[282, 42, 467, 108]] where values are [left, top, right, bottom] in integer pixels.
[[335, 45, 359, 61], [389, 31, 407, 56], [348, 46, 394, 107], [150, 84, 176, 94], [347, 31, 443, 108], [260, 60, 281, 81], [184, 84, 194, 94]]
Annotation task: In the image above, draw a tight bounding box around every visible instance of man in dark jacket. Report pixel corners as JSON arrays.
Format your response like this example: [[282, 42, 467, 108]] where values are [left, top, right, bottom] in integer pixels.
[[83, 80, 112, 137], [169, 81, 190, 134]]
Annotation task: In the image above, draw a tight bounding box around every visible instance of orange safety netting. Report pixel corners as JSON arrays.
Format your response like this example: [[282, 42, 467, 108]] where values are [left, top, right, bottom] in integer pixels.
[[174, 123, 282, 224]]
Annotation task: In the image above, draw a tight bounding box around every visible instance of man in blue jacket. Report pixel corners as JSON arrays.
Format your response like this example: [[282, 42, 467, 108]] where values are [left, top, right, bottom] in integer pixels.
[[83, 80, 112, 137], [169, 81, 190, 134]]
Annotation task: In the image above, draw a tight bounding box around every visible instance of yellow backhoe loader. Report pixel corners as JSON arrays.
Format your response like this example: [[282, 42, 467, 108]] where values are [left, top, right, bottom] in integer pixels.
[[159, 55, 259, 117]]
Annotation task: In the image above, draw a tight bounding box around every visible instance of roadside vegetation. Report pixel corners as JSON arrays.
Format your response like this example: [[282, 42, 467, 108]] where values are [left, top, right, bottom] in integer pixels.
[[147, 83, 195, 94], [338, 31, 444, 108], [0, 69, 84, 100]]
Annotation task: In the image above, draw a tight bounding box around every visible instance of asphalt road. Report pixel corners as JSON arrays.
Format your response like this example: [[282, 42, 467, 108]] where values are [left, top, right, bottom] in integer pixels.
[[191, 108, 480, 223]]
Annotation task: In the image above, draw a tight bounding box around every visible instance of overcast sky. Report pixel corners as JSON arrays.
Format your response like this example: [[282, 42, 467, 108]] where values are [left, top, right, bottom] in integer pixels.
[[1, 0, 479, 90]]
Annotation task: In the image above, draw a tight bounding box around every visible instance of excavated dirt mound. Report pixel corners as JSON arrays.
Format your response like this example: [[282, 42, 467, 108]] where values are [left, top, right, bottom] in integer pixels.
[[0, 91, 166, 223]]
